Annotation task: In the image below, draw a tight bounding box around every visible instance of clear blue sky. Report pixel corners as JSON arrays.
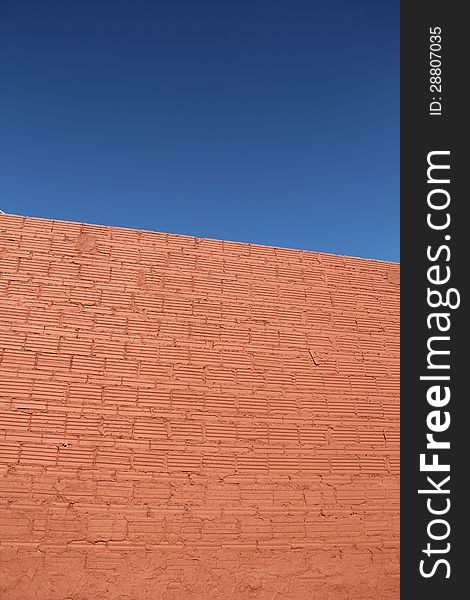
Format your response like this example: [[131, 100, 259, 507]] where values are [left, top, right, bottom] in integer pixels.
[[0, 0, 399, 261]]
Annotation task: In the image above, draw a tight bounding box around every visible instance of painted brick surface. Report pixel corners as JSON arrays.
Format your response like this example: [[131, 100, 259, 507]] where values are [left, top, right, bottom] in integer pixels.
[[0, 214, 399, 599]]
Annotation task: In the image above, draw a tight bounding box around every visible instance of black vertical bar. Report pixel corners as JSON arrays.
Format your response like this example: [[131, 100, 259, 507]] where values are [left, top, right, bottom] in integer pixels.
[[401, 2, 467, 598]]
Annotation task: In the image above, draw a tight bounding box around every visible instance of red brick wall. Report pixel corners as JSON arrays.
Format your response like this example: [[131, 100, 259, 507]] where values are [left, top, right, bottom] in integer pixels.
[[0, 214, 399, 599]]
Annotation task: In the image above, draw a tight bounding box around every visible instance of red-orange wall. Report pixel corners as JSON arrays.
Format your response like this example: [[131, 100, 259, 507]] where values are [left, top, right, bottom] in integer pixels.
[[0, 215, 399, 599]]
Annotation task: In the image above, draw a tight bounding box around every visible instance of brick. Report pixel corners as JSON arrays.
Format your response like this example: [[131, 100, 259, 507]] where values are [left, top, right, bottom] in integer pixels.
[[0, 214, 399, 599]]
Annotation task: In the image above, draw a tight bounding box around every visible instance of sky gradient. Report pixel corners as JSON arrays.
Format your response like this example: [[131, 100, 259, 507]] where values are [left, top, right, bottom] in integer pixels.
[[0, 0, 399, 261]]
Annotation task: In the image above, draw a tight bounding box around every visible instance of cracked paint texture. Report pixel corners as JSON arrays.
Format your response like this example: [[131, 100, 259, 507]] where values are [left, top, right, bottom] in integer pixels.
[[0, 215, 399, 599]]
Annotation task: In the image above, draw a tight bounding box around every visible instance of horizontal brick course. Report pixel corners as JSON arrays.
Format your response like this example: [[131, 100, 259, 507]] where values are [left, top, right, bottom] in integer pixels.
[[0, 214, 399, 599]]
